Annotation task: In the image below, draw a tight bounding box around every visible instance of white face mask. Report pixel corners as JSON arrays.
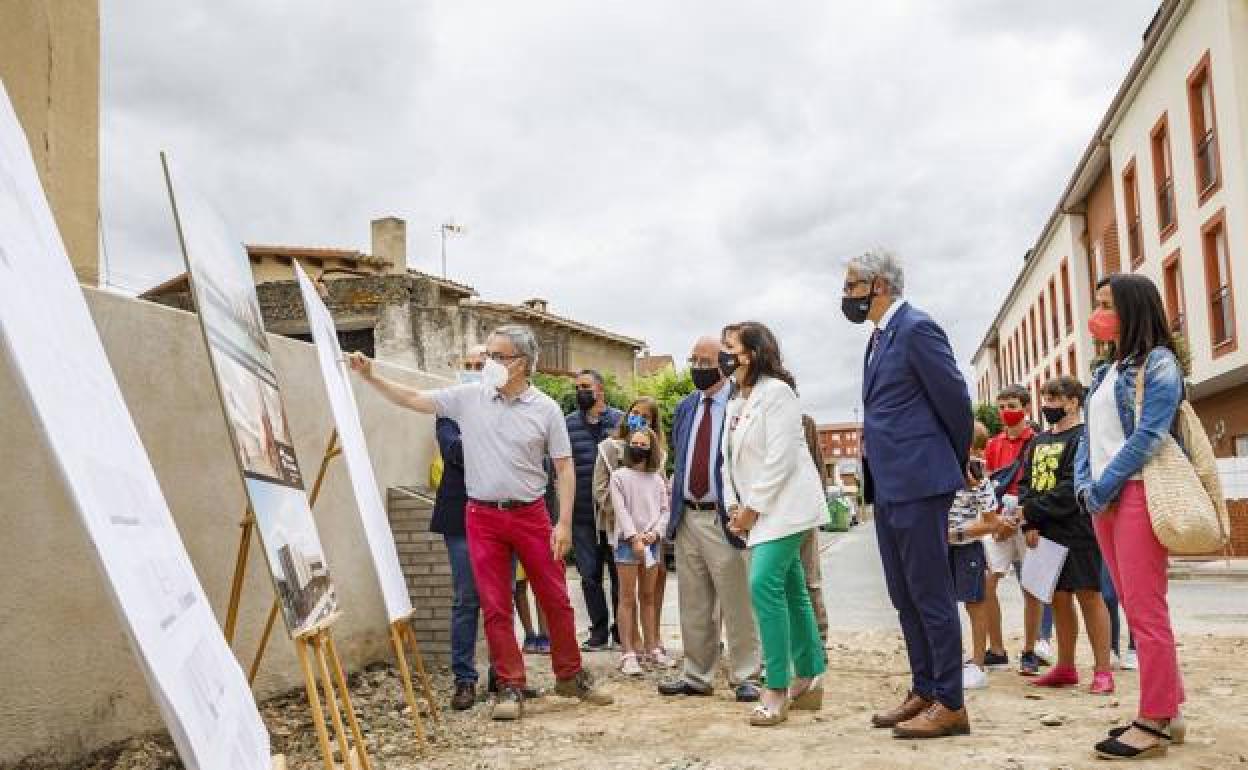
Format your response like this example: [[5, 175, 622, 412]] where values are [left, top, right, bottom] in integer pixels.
[[481, 358, 510, 390], [458, 370, 482, 385]]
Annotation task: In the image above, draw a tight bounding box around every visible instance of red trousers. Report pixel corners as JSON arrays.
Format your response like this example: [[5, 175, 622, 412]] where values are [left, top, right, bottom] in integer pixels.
[[1093, 481, 1186, 719], [466, 499, 582, 687]]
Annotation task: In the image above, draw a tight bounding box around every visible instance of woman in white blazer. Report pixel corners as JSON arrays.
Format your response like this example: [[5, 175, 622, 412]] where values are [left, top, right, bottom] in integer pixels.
[[721, 321, 828, 726]]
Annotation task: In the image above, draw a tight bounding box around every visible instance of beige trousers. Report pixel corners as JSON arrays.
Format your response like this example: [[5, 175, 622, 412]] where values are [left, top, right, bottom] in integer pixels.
[[675, 508, 761, 689], [799, 528, 829, 644]]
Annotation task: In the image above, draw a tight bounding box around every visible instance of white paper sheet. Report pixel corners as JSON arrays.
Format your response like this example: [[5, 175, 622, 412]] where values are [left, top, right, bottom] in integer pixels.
[[0, 83, 270, 770], [163, 155, 338, 638], [294, 263, 413, 622], [1020, 536, 1069, 604]]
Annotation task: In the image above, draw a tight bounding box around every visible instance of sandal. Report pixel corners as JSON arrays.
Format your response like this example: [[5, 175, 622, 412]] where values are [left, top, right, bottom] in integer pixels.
[[1095, 720, 1170, 760], [749, 692, 790, 727], [789, 675, 824, 711], [1108, 715, 1185, 745]]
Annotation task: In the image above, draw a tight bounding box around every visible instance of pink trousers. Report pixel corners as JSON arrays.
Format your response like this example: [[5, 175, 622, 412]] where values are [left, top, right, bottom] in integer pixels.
[[1093, 480, 1185, 719]]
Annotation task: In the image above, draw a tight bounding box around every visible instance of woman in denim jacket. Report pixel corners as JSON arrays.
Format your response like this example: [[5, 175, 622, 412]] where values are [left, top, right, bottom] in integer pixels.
[[1074, 274, 1185, 761]]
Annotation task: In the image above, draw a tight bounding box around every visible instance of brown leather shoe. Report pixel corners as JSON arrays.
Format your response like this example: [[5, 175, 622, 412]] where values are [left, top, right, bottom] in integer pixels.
[[892, 703, 971, 739], [870, 692, 933, 728]]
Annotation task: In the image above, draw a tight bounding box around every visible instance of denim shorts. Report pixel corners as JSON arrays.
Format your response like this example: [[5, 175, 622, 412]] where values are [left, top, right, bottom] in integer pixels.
[[614, 541, 658, 566], [949, 541, 987, 603]]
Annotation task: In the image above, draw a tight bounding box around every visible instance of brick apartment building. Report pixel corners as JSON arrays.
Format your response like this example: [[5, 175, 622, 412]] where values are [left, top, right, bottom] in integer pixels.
[[971, 0, 1248, 553], [817, 422, 862, 487]]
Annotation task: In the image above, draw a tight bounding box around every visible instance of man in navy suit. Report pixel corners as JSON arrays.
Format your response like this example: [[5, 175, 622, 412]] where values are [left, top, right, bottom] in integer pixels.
[[843, 249, 974, 739], [656, 335, 761, 702]]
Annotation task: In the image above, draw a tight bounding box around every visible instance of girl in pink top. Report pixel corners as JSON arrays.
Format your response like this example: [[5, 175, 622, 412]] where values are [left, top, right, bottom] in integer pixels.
[[609, 427, 670, 675]]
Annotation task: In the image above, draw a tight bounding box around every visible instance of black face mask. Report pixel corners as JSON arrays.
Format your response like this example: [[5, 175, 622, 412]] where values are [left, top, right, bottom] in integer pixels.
[[717, 350, 740, 378], [626, 446, 651, 465], [575, 389, 596, 411], [1042, 406, 1067, 426], [841, 293, 873, 324], [691, 366, 723, 391], [967, 458, 986, 482]]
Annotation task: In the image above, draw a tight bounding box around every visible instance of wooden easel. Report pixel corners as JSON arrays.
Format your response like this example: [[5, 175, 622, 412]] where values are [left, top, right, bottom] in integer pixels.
[[225, 430, 440, 746], [294, 614, 373, 770], [389, 614, 442, 743]]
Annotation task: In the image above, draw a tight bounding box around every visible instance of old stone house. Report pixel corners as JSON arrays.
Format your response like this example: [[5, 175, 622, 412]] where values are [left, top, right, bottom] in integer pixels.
[[140, 216, 645, 383]]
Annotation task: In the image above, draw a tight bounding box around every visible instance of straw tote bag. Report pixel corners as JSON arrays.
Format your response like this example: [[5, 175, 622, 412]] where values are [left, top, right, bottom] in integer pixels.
[[1133, 367, 1230, 555]]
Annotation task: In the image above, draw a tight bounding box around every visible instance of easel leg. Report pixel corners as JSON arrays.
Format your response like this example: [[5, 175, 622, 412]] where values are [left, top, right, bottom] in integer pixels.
[[248, 598, 281, 685], [326, 633, 377, 770], [224, 510, 254, 645], [389, 622, 428, 744], [402, 622, 442, 724], [296, 637, 337, 770], [313, 634, 356, 769]]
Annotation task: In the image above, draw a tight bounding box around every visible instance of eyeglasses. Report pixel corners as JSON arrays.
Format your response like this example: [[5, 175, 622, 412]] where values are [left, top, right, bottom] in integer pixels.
[[687, 358, 717, 368], [842, 279, 871, 295], [462, 362, 484, 371], [484, 351, 525, 362]]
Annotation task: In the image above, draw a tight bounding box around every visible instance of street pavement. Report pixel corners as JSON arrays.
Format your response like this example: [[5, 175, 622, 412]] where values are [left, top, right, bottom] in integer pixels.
[[565, 523, 1248, 644]]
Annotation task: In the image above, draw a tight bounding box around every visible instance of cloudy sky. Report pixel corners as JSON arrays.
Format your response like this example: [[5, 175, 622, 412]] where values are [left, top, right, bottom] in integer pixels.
[[101, 1, 1159, 422]]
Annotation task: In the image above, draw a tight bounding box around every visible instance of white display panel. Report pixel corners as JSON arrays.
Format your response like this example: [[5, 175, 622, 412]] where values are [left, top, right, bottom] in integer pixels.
[[0, 83, 270, 769], [162, 156, 339, 639], [294, 263, 413, 622]]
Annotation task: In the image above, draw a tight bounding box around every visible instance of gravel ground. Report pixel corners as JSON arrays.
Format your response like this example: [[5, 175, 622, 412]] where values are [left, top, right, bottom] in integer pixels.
[[13, 631, 1248, 770]]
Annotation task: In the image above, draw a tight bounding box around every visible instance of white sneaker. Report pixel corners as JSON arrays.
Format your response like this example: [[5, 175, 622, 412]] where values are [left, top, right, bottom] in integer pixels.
[[1121, 649, 1139, 671], [620, 654, 643, 676], [649, 647, 677, 669], [1034, 639, 1055, 666], [962, 662, 988, 690]]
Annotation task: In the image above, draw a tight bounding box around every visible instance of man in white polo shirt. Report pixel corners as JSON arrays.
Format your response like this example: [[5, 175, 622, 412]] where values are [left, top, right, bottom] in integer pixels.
[[348, 324, 612, 721]]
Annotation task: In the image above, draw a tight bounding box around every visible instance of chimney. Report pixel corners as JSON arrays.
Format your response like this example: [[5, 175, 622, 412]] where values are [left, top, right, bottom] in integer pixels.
[[522, 298, 549, 313], [371, 217, 407, 275]]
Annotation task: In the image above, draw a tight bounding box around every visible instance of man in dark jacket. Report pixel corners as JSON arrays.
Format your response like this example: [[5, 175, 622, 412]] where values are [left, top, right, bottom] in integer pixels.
[[430, 347, 485, 710], [566, 369, 624, 650], [844, 249, 974, 739]]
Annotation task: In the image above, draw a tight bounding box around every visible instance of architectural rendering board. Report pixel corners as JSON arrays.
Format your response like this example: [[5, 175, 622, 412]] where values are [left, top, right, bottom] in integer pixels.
[[0, 84, 271, 770], [295, 263, 413, 622], [162, 156, 338, 638]]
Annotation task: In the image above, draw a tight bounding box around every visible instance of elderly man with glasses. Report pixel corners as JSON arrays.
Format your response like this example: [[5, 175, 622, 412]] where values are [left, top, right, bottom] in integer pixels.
[[349, 326, 612, 721], [842, 249, 973, 740], [656, 335, 762, 702]]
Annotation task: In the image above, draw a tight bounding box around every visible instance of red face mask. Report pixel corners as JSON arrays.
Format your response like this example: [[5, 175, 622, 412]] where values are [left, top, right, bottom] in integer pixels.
[[1088, 308, 1121, 342], [1000, 409, 1026, 428]]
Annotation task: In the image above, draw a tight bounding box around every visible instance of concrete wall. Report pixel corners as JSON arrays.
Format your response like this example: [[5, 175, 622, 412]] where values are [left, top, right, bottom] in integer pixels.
[[0, 0, 100, 285], [0, 288, 445, 763]]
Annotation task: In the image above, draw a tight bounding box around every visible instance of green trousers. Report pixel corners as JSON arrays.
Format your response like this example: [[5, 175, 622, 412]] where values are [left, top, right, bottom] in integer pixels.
[[749, 531, 827, 689]]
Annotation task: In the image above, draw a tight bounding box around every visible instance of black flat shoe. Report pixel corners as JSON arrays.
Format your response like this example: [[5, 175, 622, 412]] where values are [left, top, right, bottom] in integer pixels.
[[734, 682, 761, 702], [657, 679, 713, 697], [1095, 721, 1170, 760]]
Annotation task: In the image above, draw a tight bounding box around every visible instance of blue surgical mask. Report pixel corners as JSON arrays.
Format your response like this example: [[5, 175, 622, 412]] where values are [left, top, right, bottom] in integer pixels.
[[459, 370, 483, 385], [627, 413, 648, 432]]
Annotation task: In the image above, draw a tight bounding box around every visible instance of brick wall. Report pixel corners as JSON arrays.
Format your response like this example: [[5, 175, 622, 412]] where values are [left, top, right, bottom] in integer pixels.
[[387, 487, 453, 663]]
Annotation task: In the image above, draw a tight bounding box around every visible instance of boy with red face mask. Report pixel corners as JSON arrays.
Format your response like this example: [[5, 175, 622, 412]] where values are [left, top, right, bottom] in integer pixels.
[[982, 385, 1039, 673]]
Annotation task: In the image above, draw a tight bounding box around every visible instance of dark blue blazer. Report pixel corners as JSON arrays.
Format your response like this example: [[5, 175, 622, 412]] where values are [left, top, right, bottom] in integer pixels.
[[667, 385, 746, 549], [430, 418, 468, 536], [862, 302, 973, 505]]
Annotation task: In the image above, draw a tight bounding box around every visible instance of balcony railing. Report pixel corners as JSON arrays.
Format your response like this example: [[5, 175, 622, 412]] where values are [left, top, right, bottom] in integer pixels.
[[1196, 131, 1219, 194], [1128, 218, 1142, 264], [1211, 285, 1233, 346], [1157, 178, 1176, 231]]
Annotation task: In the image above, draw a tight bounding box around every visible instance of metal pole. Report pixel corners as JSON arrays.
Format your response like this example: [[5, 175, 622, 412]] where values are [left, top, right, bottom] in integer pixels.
[[440, 226, 447, 278]]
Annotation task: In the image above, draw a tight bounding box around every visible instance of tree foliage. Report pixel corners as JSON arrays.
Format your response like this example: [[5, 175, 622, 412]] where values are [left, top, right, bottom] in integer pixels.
[[973, 401, 1002, 436], [531, 366, 696, 457]]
